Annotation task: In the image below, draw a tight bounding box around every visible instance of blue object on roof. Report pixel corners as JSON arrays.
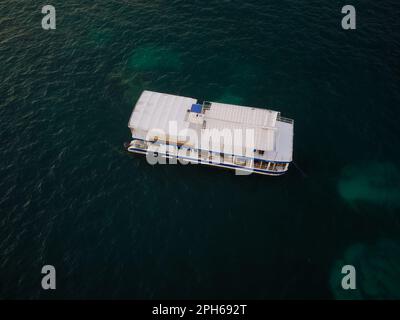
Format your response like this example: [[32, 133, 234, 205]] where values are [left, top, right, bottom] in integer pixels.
[[191, 103, 202, 113]]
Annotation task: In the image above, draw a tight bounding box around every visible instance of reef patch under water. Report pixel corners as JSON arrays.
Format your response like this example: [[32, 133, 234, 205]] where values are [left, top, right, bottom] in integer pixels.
[[338, 162, 400, 209], [330, 239, 400, 299], [127, 45, 183, 72]]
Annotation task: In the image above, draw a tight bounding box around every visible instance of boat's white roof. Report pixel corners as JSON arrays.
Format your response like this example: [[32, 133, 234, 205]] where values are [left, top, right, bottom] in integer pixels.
[[128, 90, 196, 135], [128, 90, 293, 162], [203, 102, 277, 152]]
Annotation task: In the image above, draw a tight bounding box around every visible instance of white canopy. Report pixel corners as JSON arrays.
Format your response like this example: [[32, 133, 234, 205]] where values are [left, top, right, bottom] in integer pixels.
[[128, 90, 196, 140], [203, 102, 278, 153]]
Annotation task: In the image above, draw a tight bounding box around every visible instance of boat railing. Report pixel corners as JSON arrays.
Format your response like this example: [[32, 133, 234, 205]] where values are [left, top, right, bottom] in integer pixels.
[[130, 141, 289, 172], [277, 115, 294, 124], [131, 140, 148, 150], [202, 101, 212, 112], [254, 160, 288, 171]]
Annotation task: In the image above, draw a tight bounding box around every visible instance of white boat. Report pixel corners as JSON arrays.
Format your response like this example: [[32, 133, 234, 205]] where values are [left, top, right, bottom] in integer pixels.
[[126, 90, 294, 176]]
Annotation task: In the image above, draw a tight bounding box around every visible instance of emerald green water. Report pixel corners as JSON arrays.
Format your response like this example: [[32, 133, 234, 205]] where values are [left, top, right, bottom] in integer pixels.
[[1, 0, 400, 299]]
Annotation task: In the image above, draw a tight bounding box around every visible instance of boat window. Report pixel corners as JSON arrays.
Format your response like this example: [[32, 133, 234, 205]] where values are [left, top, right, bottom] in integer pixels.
[[200, 150, 208, 159], [234, 157, 247, 166], [270, 163, 277, 171], [275, 163, 287, 170], [224, 155, 233, 163]]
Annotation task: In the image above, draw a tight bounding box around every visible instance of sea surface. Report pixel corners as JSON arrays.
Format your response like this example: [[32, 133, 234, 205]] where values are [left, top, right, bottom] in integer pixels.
[[1, 0, 400, 299]]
